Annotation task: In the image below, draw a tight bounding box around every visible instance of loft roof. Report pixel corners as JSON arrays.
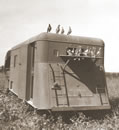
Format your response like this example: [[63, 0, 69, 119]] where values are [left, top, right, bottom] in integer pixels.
[[11, 32, 104, 50]]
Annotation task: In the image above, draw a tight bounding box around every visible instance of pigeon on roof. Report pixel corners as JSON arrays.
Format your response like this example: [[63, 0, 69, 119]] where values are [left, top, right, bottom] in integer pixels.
[[61, 27, 65, 34], [56, 25, 60, 34], [67, 26, 72, 35], [47, 24, 52, 33]]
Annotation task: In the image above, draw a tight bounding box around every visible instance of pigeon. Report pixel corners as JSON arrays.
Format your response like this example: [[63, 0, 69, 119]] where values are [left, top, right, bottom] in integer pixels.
[[66, 49, 73, 56], [90, 50, 95, 57], [67, 26, 72, 35], [56, 25, 60, 34], [75, 48, 81, 56], [96, 47, 102, 56], [83, 49, 89, 56], [47, 24, 52, 33], [61, 27, 65, 34], [91, 47, 96, 57]]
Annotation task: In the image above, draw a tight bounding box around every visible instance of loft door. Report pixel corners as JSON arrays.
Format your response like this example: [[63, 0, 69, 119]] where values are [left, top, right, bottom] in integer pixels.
[[26, 43, 35, 101]]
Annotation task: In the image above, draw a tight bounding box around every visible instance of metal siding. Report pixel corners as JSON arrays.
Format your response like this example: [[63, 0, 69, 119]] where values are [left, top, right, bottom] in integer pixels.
[[18, 45, 28, 99], [9, 49, 20, 95], [35, 41, 49, 62], [48, 42, 65, 63], [32, 41, 51, 109], [33, 63, 50, 109], [48, 42, 110, 109], [49, 63, 110, 109]]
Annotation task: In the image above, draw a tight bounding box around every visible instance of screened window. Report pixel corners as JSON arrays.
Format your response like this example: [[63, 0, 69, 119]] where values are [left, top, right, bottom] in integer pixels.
[[66, 46, 103, 58]]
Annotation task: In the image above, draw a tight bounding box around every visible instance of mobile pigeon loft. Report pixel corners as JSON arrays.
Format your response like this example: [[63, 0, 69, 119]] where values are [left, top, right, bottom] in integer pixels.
[[5, 32, 110, 111]]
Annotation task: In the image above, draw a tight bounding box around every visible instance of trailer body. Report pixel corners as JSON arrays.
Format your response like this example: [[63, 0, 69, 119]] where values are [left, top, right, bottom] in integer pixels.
[[5, 32, 110, 111]]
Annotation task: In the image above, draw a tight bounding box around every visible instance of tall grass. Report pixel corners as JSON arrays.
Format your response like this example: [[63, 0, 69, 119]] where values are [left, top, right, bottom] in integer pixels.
[[106, 73, 119, 99], [0, 72, 119, 129]]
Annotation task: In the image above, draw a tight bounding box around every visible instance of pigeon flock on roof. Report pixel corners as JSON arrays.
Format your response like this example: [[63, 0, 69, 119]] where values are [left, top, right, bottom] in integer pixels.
[[47, 24, 72, 35]]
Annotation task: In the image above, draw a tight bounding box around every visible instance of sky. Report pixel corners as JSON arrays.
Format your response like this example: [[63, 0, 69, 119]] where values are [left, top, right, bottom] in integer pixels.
[[0, 0, 119, 72]]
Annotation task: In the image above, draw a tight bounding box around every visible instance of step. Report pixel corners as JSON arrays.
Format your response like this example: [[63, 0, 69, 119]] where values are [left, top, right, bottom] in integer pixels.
[[55, 76, 64, 78], [58, 104, 68, 106], [57, 94, 67, 96]]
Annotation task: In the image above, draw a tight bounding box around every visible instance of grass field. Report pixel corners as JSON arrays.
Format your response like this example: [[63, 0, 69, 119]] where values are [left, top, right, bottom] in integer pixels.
[[0, 72, 5, 89], [0, 72, 119, 130], [106, 73, 119, 99]]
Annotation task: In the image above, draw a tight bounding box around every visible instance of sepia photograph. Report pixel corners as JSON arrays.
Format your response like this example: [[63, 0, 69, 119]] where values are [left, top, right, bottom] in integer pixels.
[[0, 0, 119, 129]]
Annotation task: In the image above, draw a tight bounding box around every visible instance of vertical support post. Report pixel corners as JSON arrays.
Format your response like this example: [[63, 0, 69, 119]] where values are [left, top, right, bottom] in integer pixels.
[[49, 64, 59, 106], [60, 66, 70, 106]]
